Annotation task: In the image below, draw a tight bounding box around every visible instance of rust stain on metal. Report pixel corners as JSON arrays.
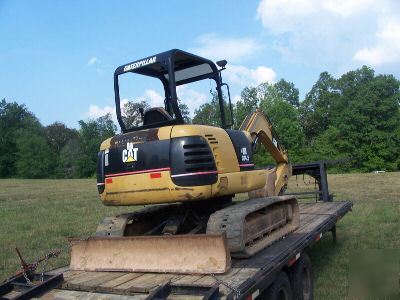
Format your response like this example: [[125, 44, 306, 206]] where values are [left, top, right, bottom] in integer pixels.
[[111, 128, 159, 146], [174, 187, 194, 191], [214, 176, 228, 196]]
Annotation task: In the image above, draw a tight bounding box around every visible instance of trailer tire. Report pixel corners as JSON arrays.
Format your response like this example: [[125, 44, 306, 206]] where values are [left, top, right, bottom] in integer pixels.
[[288, 253, 313, 300], [262, 271, 293, 300]]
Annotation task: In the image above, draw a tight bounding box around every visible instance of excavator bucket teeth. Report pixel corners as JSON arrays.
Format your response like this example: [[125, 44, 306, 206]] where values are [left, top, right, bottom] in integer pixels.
[[69, 234, 231, 274]]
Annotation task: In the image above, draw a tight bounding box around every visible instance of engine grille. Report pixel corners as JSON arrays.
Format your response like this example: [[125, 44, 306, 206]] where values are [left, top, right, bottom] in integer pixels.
[[170, 136, 218, 186], [183, 140, 215, 172]]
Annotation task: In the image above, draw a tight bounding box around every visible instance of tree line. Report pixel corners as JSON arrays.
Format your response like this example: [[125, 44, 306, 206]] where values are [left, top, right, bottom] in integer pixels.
[[0, 66, 399, 178]]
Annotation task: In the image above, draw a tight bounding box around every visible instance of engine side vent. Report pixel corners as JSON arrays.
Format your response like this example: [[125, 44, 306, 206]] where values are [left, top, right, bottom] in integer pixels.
[[170, 136, 218, 186], [205, 134, 219, 144], [182, 139, 214, 172]]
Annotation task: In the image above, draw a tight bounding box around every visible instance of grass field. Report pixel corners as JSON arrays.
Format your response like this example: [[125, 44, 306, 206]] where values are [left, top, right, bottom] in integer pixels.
[[0, 172, 399, 298]]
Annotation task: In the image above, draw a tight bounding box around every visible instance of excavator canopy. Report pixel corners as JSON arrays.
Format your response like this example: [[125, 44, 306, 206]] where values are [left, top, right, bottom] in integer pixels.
[[114, 49, 232, 132]]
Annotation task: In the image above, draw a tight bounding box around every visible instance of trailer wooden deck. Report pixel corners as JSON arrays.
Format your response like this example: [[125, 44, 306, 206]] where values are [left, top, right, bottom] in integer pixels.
[[4, 201, 352, 300]]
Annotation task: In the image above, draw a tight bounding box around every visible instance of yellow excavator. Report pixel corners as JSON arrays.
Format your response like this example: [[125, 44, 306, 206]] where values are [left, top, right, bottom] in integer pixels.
[[70, 49, 299, 274]]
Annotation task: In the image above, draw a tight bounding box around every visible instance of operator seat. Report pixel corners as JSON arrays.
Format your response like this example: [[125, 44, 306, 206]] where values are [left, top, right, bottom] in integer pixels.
[[143, 107, 173, 126]]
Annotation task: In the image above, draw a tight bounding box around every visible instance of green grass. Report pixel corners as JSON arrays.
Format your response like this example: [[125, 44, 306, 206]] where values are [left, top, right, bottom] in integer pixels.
[[287, 172, 400, 299], [0, 179, 129, 281], [0, 173, 399, 299]]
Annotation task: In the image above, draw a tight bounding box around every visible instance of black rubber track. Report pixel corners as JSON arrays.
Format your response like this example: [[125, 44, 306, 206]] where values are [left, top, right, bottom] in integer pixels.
[[206, 195, 298, 258]]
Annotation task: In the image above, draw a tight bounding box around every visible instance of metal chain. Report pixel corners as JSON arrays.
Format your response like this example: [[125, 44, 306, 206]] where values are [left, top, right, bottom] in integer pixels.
[[20, 242, 72, 285], [22, 259, 39, 285], [39, 244, 72, 282], [23, 269, 34, 286], [211, 274, 241, 299]]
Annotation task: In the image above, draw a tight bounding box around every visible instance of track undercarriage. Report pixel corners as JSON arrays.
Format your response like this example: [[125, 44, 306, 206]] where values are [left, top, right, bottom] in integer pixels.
[[70, 196, 299, 274]]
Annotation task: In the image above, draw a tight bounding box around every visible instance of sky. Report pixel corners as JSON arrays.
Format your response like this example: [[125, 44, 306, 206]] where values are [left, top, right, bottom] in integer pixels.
[[1, 0, 400, 128]]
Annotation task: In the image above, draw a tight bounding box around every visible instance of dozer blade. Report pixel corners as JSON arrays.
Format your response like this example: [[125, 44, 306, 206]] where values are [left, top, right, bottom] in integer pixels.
[[69, 234, 231, 274]]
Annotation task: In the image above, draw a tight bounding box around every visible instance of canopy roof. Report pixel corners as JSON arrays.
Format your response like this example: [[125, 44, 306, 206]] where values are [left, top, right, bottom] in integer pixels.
[[114, 49, 219, 86]]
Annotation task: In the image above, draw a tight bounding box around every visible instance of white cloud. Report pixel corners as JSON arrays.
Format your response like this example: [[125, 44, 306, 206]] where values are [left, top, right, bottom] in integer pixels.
[[87, 57, 98, 66], [86, 89, 165, 123], [86, 88, 210, 120], [177, 85, 208, 117], [143, 89, 164, 107], [189, 33, 262, 62], [354, 19, 400, 66], [256, 0, 400, 67], [133, 89, 165, 108], [232, 95, 241, 104], [225, 64, 276, 87], [87, 104, 114, 119]]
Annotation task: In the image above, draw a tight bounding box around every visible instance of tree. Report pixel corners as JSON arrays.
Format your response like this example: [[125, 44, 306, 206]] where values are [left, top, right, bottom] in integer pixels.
[[178, 100, 191, 123], [192, 92, 233, 127], [56, 138, 85, 178], [258, 85, 306, 163], [274, 79, 300, 107], [331, 67, 400, 171], [298, 66, 400, 172], [235, 87, 259, 128], [0, 99, 43, 177], [123, 100, 150, 128], [192, 101, 220, 126], [14, 128, 56, 178], [78, 113, 117, 177], [45, 122, 78, 155], [299, 72, 338, 140]]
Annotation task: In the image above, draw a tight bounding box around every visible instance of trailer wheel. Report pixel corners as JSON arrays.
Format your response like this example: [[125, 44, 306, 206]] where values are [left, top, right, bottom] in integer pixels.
[[262, 271, 293, 300], [288, 253, 313, 300]]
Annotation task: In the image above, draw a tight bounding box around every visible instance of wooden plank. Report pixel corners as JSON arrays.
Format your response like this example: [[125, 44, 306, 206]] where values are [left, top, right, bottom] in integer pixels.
[[63, 271, 112, 289], [299, 213, 317, 226], [300, 202, 324, 214], [167, 295, 204, 300], [214, 267, 242, 282], [74, 272, 127, 291], [301, 201, 348, 216], [192, 275, 216, 286], [96, 273, 144, 291], [39, 288, 146, 299], [298, 203, 315, 211], [216, 268, 260, 296], [172, 275, 203, 285], [62, 270, 86, 281], [114, 273, 175, 293]]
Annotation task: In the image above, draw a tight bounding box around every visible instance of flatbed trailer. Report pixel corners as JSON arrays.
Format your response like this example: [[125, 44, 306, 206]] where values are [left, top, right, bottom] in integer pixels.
[[1, 200, 352, 300]]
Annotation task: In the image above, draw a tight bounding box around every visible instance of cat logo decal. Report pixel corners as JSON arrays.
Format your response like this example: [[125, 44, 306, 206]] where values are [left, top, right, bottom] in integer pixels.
[[122, 142, 138, 163]]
